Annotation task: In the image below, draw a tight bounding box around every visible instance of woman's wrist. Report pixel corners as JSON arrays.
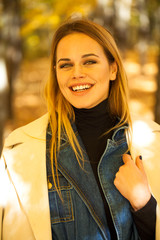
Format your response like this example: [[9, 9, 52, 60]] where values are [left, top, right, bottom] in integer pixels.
[[131, 192, 151, 212]]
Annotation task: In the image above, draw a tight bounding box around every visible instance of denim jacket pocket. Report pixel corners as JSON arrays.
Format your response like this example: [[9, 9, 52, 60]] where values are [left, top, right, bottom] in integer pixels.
[[48, 172, 74, 224]]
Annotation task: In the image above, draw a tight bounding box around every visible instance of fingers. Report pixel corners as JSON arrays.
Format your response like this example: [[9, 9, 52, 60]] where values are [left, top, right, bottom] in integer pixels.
[[122, 154, 132, 164], [122, 154, 146, 176], [135, 155, 146, 175]]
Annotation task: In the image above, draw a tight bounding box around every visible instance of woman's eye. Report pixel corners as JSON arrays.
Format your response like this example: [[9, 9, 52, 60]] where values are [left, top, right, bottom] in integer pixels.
[[59, 63, 72, 69], [84, 60, 97, 65]]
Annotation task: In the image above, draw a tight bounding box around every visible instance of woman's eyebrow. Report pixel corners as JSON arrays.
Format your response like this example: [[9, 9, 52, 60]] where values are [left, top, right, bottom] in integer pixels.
[[57, 58, 70, 63], [57, 53, 99, 63], [82, 53, 99, 58]]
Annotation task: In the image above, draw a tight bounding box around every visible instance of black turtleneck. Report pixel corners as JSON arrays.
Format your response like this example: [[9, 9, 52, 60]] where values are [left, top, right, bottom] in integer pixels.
[[74, 99, 118, 239], [73, 99, 116, 169], [73, 98, 156, 240]]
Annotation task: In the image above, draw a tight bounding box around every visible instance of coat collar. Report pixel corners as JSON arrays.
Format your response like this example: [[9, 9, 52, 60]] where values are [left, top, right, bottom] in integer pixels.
[[4, 113, 49, 148]]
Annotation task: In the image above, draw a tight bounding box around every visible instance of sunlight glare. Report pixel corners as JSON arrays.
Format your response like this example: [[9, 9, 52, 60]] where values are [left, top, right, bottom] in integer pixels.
[[115, 0, 132, 22], [132, 120, 155, 147], [0, 59, 8, 92], [0, 159, 9, 207], [97, 0, 109, 6]]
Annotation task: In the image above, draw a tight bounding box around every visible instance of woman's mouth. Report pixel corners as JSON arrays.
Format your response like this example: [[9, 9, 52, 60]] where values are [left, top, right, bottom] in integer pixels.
[[70, 84, 93, 92]]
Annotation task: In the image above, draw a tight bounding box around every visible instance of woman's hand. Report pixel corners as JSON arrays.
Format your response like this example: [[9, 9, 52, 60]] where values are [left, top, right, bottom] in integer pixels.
[[114, 154, 151, 211]]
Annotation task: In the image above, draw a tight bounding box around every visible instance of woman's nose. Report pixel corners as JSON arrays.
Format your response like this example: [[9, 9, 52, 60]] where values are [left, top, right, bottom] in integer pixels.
[[72, 65, 86, 80]]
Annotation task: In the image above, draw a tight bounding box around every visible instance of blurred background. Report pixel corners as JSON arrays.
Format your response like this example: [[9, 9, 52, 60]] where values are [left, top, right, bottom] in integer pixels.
[[0, 0, 160, 155]]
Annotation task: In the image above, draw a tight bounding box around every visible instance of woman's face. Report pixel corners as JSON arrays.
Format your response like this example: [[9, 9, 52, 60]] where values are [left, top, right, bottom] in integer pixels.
[[56, 33, 117, 109]]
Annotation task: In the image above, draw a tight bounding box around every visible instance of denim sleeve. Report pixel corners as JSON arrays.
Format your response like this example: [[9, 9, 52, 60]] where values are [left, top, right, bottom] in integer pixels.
[[131, 195, 157, 240]]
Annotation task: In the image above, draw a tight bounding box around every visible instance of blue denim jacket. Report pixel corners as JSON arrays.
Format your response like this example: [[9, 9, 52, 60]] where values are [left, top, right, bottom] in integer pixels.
[[46, 123, 140, 240]]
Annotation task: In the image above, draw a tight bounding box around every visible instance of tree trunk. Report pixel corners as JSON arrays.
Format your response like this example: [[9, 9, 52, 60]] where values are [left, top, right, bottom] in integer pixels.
[[155, 46, 160, 124], [0, 0, 22, 155]]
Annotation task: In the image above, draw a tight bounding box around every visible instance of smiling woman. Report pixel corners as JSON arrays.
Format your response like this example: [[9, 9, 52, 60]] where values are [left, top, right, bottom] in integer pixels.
[[0, 18, 159, 240], [56, 33, 117, 109]]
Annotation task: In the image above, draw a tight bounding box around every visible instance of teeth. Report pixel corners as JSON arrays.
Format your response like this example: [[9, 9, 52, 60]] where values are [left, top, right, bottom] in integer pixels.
[[72, 84, 91, 91]]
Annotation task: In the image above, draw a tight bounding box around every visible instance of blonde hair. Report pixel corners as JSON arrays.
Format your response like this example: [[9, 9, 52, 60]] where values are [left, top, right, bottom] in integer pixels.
[[45, 18, 132, 196]]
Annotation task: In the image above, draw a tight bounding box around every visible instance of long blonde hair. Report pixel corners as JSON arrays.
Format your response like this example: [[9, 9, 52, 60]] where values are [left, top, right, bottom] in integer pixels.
[[45, 18, 131, 196]]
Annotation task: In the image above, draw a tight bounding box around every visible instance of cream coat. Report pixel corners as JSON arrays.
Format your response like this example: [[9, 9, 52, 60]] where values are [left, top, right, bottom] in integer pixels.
[[0, 113, 160, 240]]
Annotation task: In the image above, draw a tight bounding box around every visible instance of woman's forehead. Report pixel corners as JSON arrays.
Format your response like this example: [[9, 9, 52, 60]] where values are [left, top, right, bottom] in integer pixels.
[[56, 33, 105, 59]]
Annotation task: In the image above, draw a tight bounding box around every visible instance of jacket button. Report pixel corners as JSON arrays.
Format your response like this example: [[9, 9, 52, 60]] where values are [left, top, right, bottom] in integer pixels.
[[48, 179, 52, 189]]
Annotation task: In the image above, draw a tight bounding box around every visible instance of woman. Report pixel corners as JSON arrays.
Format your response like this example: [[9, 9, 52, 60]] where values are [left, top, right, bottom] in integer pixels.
[[0, 18, 159, 240]]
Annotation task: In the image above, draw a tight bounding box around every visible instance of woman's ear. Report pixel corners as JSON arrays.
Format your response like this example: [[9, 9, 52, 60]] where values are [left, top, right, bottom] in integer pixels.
[[110, 61, 118, 81]]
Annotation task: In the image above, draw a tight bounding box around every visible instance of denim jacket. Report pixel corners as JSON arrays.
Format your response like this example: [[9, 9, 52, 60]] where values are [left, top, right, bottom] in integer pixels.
[[46, 123, 139, 240]]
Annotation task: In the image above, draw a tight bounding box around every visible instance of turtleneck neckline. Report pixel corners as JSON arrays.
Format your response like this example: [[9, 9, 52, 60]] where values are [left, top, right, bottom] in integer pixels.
[[73, 98, 109, 116], [73, 98, 115, 131]]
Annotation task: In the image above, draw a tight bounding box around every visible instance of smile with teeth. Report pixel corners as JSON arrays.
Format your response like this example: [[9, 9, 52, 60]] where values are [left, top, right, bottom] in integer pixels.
[[71, 84, 92, 92]]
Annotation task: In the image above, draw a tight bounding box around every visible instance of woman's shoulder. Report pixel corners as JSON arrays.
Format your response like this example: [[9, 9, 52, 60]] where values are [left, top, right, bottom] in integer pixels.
[[4, 113, 49, 149]]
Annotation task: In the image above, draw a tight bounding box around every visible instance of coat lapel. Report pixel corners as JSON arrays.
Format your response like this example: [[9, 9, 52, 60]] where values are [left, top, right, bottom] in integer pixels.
[[4, 113, 52, 240]]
